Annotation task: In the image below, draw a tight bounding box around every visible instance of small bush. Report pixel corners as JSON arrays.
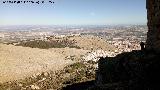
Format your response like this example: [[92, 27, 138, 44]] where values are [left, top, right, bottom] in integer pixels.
[[16, 40, 81, 49]]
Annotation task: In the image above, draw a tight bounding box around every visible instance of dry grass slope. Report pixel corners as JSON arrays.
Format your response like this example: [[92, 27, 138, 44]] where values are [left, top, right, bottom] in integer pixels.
[[69, 36, 115, 51], [0, 44, 88, 83]]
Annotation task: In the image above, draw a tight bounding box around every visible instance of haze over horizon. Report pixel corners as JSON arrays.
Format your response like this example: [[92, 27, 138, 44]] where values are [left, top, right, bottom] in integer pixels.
[[0, 0, 147, 25]]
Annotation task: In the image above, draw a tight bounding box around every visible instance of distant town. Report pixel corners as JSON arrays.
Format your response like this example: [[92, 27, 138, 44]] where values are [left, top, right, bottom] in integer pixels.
[[0, 25, 147, 53]]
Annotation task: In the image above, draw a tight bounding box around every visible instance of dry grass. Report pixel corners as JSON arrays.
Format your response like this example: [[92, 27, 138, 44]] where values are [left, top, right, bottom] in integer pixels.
[[69, 36, 115, 51], [0, 44, 88, 83]]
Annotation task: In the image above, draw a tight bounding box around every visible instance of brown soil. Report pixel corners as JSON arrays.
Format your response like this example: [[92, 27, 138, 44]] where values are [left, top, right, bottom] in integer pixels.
[[0, 44, 88, 83]]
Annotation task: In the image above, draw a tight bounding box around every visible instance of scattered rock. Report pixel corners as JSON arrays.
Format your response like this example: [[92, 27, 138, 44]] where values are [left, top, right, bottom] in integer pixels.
[[18, 83, 23, 87], [36, 72, 41, 76], [44, 72, 48, 77], [30, 85, 40, 90]]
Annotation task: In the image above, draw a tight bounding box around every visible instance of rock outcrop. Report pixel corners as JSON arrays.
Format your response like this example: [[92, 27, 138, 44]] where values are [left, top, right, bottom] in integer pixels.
[[94, 50, 160, 90], [146, 0, 160, 52]]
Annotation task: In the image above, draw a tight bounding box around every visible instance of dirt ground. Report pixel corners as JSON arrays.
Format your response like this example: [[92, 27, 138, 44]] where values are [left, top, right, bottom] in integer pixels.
[[0, 44, 88, 83], [69, 36, 115, 51]]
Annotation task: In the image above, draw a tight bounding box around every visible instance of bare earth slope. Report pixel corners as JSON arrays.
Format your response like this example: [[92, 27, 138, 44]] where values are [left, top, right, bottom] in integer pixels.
[[69, 36, 115, 51], [0, 36, 115, 83], [0, 44, 88, 83]]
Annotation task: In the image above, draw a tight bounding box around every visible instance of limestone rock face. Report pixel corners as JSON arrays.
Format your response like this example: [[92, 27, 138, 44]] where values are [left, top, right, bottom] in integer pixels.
[[146, 0, 160, 52]]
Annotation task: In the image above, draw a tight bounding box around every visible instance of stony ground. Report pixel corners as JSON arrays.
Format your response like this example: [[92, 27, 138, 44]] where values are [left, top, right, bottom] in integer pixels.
[[0, 61, 96, 90], [0, 36, 115, 89], [69, 36, 115, 51], [0, 44, 88, 83]]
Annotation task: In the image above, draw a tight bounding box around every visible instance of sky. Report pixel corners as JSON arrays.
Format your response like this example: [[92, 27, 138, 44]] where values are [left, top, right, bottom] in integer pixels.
[[0, 0, 147, 25]]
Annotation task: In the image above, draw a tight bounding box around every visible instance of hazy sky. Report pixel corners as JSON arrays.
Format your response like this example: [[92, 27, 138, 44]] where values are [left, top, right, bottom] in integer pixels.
[[0, 0, 147, 25]]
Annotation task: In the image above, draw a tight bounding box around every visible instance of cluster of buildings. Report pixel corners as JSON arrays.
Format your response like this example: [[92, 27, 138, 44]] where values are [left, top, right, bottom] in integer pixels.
[[83, 40, 143, 63], [108, 40, 141, 52]]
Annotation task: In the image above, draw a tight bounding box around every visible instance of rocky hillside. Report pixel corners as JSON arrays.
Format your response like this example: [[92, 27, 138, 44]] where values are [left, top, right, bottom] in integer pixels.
[[69, 36, 115, 51], [0, 36, 116, 89], [14, 35, 115, 52], [0, 60, 96, 90], [0, 44, 88, 83]]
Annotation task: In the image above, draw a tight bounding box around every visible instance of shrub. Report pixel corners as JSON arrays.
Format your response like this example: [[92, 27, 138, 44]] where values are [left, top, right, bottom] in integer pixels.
[[16, 40, 81, 49]]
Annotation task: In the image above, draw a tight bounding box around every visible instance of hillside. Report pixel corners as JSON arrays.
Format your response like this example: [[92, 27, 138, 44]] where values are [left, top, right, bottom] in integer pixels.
[[0, 44, 88, 83], [69, 36, 115, 51], [0, 35, 116, 89], [14, 36, 115, 52]]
